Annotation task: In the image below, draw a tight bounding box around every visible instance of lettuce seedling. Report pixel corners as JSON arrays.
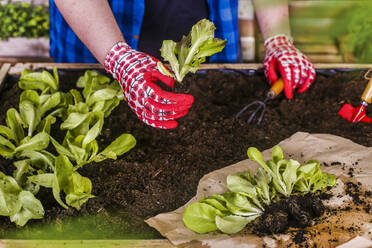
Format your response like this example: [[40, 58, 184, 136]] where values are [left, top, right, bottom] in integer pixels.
[[159, 19, 227, 82], [247, 146, 301, 197], [183, 145, 337, 235]]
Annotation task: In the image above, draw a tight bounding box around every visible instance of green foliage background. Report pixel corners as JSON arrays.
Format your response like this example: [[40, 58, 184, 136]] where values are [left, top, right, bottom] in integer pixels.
[[0, 0, 49, 40], [331, 2, 372, 63]]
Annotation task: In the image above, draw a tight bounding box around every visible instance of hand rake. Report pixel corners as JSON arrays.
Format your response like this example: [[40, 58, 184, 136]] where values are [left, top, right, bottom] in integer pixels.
[[236, 78, 284, 126]]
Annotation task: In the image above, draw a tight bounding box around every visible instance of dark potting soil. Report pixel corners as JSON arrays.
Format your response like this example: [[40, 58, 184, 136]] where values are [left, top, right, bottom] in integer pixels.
[[0, 69, 371, 239], [253, 194, 325, 235]]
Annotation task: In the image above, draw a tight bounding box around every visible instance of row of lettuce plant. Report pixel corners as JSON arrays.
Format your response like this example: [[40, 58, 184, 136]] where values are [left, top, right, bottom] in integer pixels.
[[0, 68, 135, 226], [182, 146, 337, 234]]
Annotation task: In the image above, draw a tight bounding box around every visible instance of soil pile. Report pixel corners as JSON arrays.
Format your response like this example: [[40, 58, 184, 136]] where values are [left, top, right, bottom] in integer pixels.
[[254, 194, 325, 235]]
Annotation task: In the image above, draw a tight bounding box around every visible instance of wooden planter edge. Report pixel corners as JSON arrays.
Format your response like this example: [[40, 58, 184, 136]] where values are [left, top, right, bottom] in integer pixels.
[[0, 239, 175, 248], [4, 63, 372, 76]]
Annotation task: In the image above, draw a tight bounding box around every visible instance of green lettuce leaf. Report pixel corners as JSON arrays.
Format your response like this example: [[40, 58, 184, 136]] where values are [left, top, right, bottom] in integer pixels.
[[0, 172, 22, 216], [70, 89, 83, 105], [65, 172, 94, 210], [19, 100, 41, 137], [18, 150, 55, 170], [13, 132, 49, 155], [37, 115, 56, 135], [19, 69, 59, 93], [214, 193, 262, 216], [49, 136, 75, 161], [10, 190, 44, 226], [28, 174, 54, 188], [82, 111, 104, 149], [5, 108, 25, 145], [295, 160, 337, 193], [183, 202, 224, 234], [160, 19, 226, 82], [13, 159, 34, 186], [52, 155, 73, 209], [39, 92, 62, 117], [93, 134, 136, 163], [215, 215, 257, 234], [227, 172, 264, 210], [86, 88, 118, 106], [61, 112, 90, 130]]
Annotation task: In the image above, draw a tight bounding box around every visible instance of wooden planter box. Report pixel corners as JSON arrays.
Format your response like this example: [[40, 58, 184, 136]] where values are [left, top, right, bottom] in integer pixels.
[[1, 62, 372, 248]]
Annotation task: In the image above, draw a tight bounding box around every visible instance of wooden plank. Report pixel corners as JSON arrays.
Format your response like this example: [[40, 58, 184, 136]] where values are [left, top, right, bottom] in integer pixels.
[[0, 239, 175, 248], [0, 63, 11, 87], [0, 56, 53, 64]]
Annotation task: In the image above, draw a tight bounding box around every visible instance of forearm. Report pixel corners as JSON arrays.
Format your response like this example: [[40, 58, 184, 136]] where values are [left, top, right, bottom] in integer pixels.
[[54, 0, 125, 64], [252, 0, 291, 40]]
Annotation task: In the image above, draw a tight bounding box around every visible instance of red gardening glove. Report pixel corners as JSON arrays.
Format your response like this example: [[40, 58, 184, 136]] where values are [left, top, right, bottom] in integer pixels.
[[263, 35, 316, 99], [105, 42, 194, 129]]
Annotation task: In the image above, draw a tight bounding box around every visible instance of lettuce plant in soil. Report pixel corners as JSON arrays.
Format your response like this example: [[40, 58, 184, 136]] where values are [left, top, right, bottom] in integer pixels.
[[158, 18, 227, 83], [0, 68, 136, 226], [183, 145, 337, 234]]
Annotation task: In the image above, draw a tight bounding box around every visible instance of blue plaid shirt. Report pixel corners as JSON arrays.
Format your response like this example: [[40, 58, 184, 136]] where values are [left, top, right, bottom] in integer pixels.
[[49, 0, 239, 63]]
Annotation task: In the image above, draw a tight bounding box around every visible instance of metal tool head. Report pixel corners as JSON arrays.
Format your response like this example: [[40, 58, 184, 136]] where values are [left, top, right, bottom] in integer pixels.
[[235, 96, 269, 126], [236, 79, 284, 126]]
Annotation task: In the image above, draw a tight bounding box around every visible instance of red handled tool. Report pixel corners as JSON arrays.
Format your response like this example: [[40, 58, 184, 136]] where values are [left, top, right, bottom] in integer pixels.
[[236, 78, 284, 126], [338, 69, 372, 123]]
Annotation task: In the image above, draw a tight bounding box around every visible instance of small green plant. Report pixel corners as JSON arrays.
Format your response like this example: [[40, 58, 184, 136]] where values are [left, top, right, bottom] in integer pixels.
[[159, 19, 227, 82], [182, 146, 337, 234], [0, 0, 49, 40], [0, 68, 136, 226]]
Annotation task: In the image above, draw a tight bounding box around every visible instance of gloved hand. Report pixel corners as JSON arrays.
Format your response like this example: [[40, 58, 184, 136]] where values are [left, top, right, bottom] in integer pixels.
[[104, 42, 194, 129], [263, 35, 316, 99]]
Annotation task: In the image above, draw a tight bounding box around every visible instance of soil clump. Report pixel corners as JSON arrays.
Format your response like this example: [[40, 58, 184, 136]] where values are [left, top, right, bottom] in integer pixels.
[[254, 194, 324, 235]]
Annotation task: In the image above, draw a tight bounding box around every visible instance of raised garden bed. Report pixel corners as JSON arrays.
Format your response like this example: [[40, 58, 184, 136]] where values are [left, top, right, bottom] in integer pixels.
[[0, 63, 372, 247]]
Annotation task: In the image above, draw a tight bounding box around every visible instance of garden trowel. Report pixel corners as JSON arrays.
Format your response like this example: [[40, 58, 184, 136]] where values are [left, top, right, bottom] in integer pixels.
[[338, 71, 372, 123]]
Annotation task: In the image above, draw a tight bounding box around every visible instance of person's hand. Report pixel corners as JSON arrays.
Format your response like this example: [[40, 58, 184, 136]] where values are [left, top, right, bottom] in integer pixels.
[[105, 42, 194, 129], [263, 35, 316, 99]]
